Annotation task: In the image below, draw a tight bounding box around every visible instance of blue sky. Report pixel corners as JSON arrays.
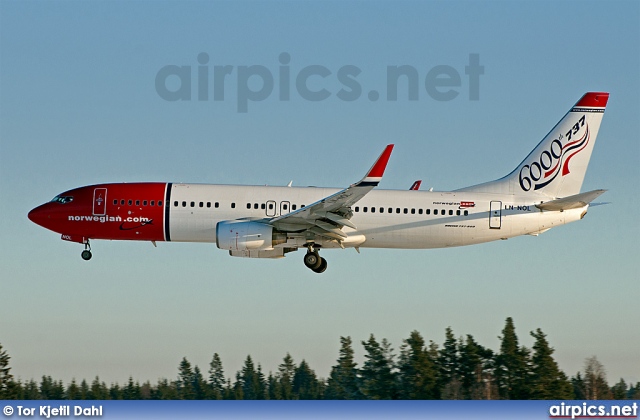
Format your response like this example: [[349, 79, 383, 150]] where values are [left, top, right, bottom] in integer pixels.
[[1, 1, 638, 387]]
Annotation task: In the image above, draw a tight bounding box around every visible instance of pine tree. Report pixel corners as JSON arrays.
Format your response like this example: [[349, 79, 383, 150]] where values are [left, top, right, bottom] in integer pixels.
[[44, 376, 66, 400], [494, 318, 531, 399], [208, 353, 225, 400], [238, 355, 265, 399], [278, 353, 295, 399], [359, 335, 396, 399], [177, 357, 195, 399], [0, 343, 14, 399], [571, 372, 586, 399], [192, 366, 208, 400], [292, 360, 321, 399], [438, 327, 462, 399], [611, 378, 628, 400], [529, 329, 572, 399], [325, 336, 362, 399], [23, 379, 40, 399], [458, 335, 495, 399], [67, 379, 80, 400], [123, 377, 141, 399], [397, 331, 437, 399], [88, 376, 109, 400]]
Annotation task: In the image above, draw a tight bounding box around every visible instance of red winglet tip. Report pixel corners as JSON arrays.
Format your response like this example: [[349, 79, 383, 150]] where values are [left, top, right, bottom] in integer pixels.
[[367, 144, 394, 178], [576, 92, 609, 108]]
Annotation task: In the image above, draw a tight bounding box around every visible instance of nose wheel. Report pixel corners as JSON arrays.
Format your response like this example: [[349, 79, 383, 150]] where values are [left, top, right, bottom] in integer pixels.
[[304, 245, 327, 273], [81, 240, 92, 261]]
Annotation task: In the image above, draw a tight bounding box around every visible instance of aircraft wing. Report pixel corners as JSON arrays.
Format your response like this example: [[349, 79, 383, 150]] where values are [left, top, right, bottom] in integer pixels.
[[269, 144, 394, 241], [535, 189, 606, 211]]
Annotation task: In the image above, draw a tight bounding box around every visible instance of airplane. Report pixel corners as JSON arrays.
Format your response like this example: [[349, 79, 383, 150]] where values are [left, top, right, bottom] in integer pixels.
[[409, 180, 422, 191], [28, 92, 609, 273]]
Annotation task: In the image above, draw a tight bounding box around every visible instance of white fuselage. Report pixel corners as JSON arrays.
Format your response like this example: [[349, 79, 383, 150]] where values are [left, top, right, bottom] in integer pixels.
[[167, 183, 585, 249]]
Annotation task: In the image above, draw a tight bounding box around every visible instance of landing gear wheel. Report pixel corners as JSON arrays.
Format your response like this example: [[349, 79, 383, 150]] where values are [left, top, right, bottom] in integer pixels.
[[81, 250, 92, 261], [304, 251, 322, 270], [311, 257, 327, 273]]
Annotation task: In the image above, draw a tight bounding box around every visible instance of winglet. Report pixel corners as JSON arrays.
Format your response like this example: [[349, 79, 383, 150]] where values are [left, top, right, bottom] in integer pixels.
[[362, 144, 394, 184]]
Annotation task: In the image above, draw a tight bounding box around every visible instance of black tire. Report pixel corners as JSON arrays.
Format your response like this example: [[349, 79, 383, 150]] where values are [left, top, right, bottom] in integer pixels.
[[304, 252, 321, 269], [81, 250, 92, 261], [312, 257, 327, 273]]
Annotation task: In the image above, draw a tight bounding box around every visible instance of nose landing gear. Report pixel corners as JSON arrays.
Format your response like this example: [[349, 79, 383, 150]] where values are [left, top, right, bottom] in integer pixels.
[[81, 240, 92, 261], [304, 244, 327, 273]]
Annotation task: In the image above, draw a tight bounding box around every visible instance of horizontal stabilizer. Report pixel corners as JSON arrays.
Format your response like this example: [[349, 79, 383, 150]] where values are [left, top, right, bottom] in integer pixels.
[[535, 189, 606, 211]]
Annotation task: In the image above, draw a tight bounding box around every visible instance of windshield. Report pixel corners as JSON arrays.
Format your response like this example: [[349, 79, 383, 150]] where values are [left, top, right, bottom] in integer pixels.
[[50, 195, 74, 204]]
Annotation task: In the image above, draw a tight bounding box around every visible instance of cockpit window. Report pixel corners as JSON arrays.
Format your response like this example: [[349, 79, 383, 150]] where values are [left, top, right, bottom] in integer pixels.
[[51, 195, 74, 204]]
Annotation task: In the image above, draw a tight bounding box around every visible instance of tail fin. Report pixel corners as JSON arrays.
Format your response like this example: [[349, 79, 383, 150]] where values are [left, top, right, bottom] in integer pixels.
[[457, 92, 609, 198]]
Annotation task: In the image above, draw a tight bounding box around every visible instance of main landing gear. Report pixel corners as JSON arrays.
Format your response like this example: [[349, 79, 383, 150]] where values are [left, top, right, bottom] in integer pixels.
[[304, 244, 327, 273], [81, 240, 92, 261]]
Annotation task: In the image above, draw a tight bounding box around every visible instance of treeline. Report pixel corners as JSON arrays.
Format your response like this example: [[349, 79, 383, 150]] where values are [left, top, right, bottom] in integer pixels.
[[1, 318, 638, 400]]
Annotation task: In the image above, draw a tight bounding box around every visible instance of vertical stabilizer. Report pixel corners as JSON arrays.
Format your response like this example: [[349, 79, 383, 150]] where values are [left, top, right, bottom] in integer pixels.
[[457, 92, 609, 198]]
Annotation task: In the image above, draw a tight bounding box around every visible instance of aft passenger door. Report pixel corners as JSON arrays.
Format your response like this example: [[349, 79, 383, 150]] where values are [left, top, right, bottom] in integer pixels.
[[489, 201, 502, 229]]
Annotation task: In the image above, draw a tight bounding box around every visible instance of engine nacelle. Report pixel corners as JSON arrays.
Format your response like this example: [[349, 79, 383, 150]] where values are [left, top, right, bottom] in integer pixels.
[[216, 220, 286, 251]]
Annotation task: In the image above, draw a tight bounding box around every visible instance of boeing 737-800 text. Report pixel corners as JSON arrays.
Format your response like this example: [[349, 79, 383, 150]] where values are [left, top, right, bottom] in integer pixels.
[[28, 92, 609, 273]]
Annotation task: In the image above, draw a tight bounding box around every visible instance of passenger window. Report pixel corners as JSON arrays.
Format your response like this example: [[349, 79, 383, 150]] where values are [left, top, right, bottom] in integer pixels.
[[464, 210, 468, 216], [261, 203, 266, 210], [215, 202, 219, 208], [174, 201, 178, 207], [207, 202, 211, 208], [231, 203, 236, 209], [380, 207, 384, 213], [182, 201, 186, 207], [136, 200, 140, 206], [120, 200, 125, 205], [355, 206, 360, 212], [128, 200, 133, 206], [283, 204, 288, 210], [113, 199, 117, 205], [292, 204, 297, 210], [434, 209, 438, 215], [396, 208, 400, 213], [150, 200, 155, 206], [411, 208, 415, 214], [426, 209, 430, 215], [246, 203, 251, 209], [199, 202, 203, 208], [449, 210, 453, 215], [143, 200, 148, 206], [158, 201, 163, 207], [371, 207, 375, 213], [456, 210, 461, 216], [404, 208, 408, 214], [388, 208, 393, 213], [268, 203, 274, 210], [419, 209, 423, 214], [190, 202, 195, 207], [363, 207, 367, 213], [254, 203, 259, 209]]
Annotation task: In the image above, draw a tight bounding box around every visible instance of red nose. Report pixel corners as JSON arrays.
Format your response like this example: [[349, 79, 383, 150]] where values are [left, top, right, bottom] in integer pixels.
[[28, 204, 50, 228]]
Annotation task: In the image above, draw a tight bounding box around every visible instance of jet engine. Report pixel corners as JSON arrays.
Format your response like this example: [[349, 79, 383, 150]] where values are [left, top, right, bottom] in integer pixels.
[[216, 220, 286, 251]]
